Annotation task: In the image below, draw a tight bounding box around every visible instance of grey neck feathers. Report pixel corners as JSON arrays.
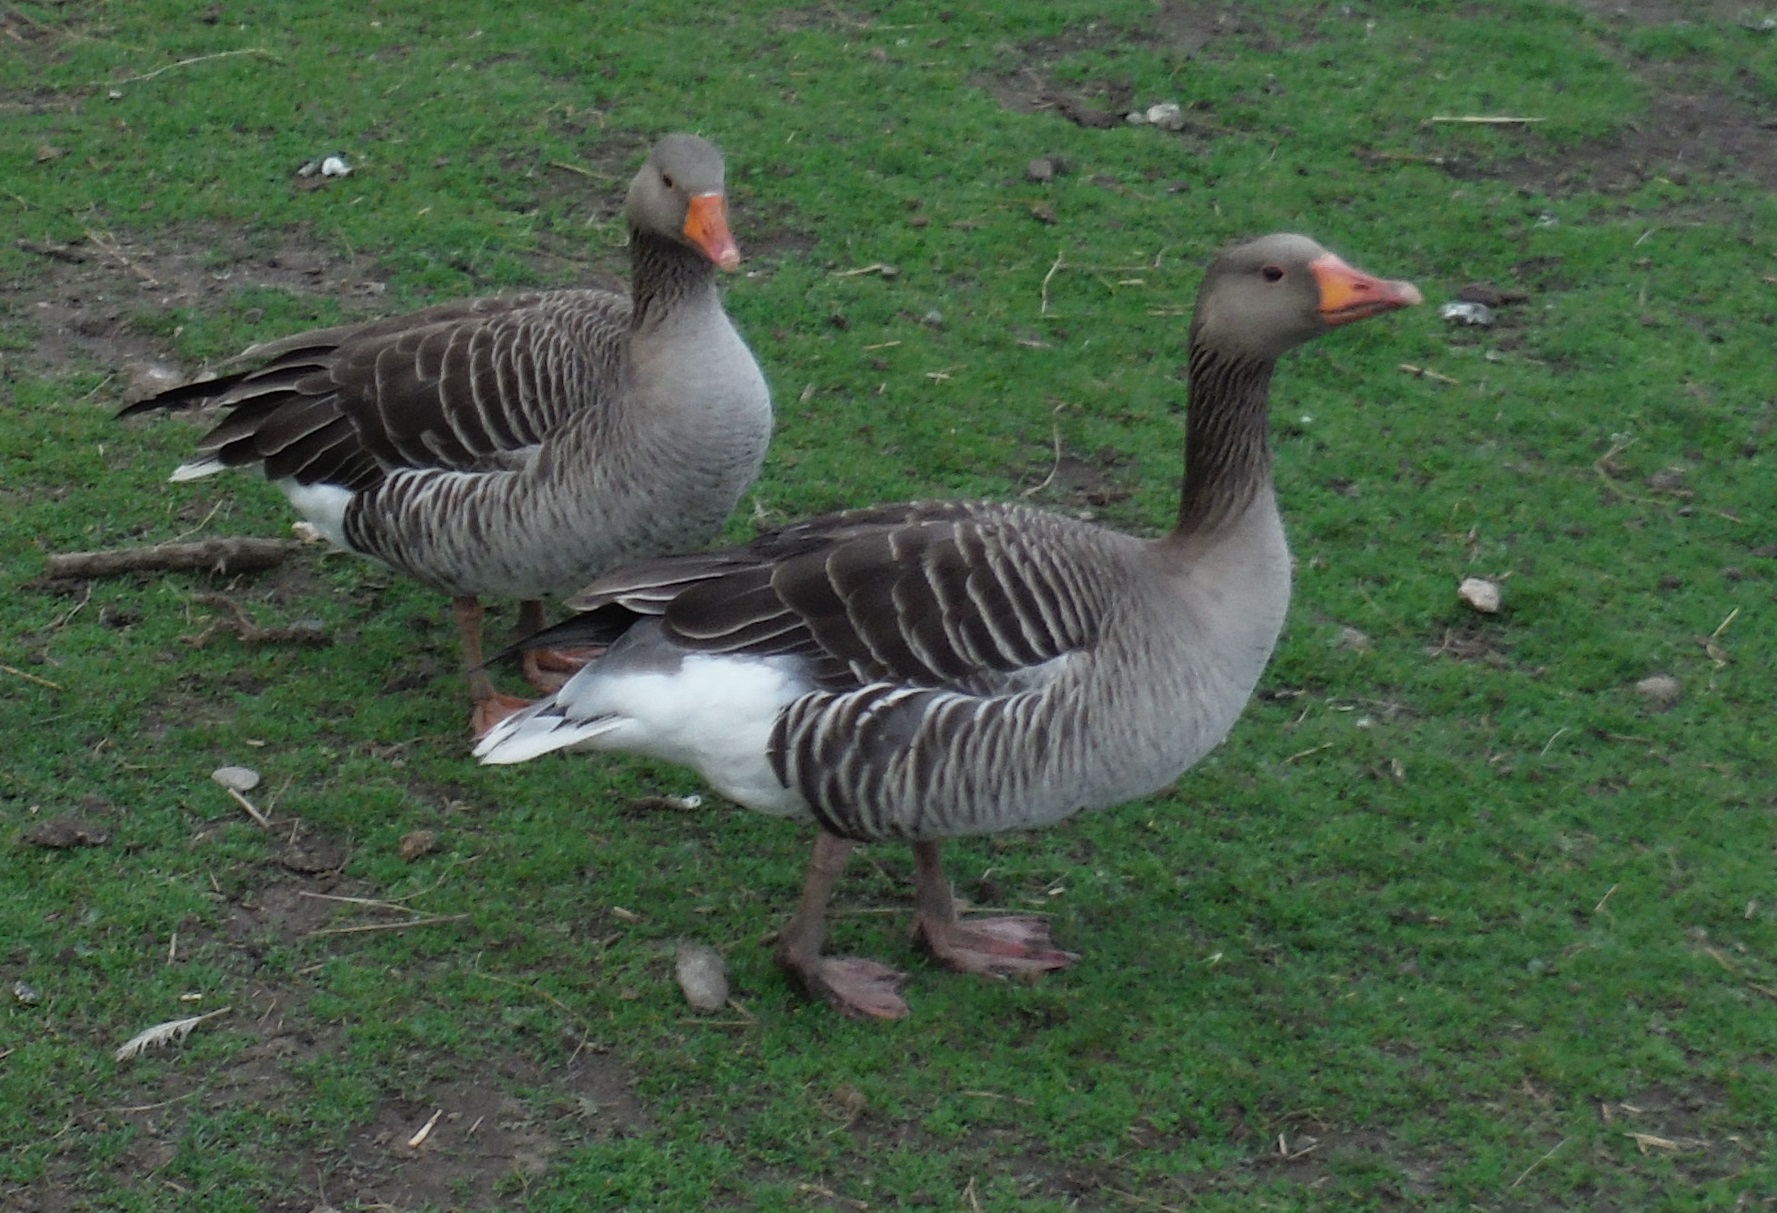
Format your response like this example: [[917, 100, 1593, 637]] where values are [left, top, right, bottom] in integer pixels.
[[628, 228, 717, 332], [1173, 344, 1276, 535]]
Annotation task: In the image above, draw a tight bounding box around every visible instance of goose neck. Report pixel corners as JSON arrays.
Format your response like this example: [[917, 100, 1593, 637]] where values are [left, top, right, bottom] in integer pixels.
[[628, 228, 718, 332], [1173, 345, 1277, 535]]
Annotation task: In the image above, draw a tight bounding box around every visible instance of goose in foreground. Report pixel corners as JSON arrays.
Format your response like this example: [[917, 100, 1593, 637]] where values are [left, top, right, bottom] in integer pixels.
[[475, 234, 1421, 1018], [122, 133, 772, 734]]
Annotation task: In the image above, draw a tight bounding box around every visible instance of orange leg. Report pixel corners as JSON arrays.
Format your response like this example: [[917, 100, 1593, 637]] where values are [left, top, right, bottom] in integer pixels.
[[515, 599, 603, 694], [453, 596, 534, 737]]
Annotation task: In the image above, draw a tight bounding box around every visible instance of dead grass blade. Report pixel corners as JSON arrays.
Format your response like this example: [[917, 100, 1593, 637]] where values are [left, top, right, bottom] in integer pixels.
[[303, 915, 468, 938]]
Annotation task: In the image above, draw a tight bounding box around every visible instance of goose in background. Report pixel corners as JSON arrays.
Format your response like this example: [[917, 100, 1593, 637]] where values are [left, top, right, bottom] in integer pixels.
[[476, 233, 1421, 1018], [123, 133, 772, 734]]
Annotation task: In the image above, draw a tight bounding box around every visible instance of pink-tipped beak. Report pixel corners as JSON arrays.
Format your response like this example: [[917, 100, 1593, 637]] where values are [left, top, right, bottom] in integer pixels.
[[1311, 253, 1423, 325], [684, 192, 741, 271]]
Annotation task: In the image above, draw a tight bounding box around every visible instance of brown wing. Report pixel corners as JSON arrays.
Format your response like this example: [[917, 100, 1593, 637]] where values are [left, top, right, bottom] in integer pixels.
[[122, 290, 630, 490], [565, 501, 1114, 694]]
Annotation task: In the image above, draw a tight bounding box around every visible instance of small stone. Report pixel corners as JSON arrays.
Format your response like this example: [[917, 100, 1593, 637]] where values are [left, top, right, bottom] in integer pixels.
[[1145, 102, 1186, 130], [277, 828, 349, 874], [1458, 577, 1502, 614], [674, 942, 730, 1012], [1439, 301, 1496, 328], [211, 766, 261, 792], [1634, 674, 1681, 711], [13, 980, 41, 1005], [398, 829, 438, 862], [319, 154, 352, 178], [1025, 156, 1066, 183]]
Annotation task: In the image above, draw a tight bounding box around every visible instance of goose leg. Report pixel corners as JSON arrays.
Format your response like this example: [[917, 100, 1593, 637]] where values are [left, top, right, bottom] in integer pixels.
[[774, 830, 909, 1020], [516, 599, 604, 695], [454, 596, 533, 737], [910, 841, 1080, 978]]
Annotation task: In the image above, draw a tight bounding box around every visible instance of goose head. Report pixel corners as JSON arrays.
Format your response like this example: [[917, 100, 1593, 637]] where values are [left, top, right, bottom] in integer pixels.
[[1189, 233, 1422, 363], [625, 133, 740, 271]]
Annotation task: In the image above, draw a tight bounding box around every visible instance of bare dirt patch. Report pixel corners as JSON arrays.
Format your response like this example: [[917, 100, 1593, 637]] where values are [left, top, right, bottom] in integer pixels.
[[55, 979, 648, 1213], [975, 2, 1777, 196], [3, 227, 389, 387], [1567, 0, 1767, 23], [323, 1049, 648, 1213], [1472, 82, 1777, 195]]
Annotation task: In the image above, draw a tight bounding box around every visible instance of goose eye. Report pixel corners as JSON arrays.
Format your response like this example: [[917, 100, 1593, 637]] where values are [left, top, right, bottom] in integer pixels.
[[1261, 265, 1285, 283], [661, 172, 677, 191]]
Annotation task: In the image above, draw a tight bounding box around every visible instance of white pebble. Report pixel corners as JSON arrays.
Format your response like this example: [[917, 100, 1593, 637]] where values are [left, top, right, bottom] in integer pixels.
[[211, 765, 261, 792], [1634, 674, 1681, 710], [1458, 577, 1501, 614], [675, 942, 729, 1012]]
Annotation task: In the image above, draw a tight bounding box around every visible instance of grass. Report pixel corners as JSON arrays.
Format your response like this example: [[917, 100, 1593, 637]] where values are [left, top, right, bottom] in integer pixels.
[[4, 0, 1776, 1209]]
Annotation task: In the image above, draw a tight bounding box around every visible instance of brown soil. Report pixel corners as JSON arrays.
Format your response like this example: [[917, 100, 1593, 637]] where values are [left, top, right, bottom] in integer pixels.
[[981, 0, 1777, 195]]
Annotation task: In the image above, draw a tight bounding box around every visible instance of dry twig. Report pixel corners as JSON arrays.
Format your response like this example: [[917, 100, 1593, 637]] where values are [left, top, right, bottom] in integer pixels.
[[1, 664, 63, 690], [224, 785, 271, 830], [100, 47, 276, 87], [1509, 1136, 1567, 1189], [1399, 363, 1460, 386], [406, 1109, 444, 1148], [303, 915, 469, 938], [186, 592, 330, 648], [44, 537, 301, 579], [1427, 114, 1546, 125]]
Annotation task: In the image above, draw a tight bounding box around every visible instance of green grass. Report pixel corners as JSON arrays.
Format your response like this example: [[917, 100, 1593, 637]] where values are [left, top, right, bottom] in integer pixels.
[[5, 1, 1776, 1210]]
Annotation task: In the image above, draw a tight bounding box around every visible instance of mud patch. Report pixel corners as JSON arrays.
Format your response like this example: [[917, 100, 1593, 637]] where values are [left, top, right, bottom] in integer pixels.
[[2, 227, 388, 386], [1022, 443, 1137, 512], [1466, 83, 1777, 195], [1567, 0, 1766, 23], [332, 1051, 648, 1212], [974, 2, 1331, 127], [973, 3, 1777, 197], [66, 979, 648, 1213]]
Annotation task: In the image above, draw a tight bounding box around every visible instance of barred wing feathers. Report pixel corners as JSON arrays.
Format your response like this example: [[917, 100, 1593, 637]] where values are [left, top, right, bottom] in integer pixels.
[[123, 290, 630, 490]]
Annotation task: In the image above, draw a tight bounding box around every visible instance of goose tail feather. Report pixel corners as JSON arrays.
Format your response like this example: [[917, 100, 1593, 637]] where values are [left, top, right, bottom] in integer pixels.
[[474, 704, 625, 765]]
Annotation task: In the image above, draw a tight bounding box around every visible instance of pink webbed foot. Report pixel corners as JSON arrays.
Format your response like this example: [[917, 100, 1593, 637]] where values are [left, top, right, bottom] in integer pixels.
[[520, 645, 605, 695], [783, 955, 910, 1021], [470, 691, 536, 739], [912, 913, 1081, 979]]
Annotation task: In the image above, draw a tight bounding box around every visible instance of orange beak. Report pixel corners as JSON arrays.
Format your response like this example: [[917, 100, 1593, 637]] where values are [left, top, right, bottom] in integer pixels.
[[1311, 253, 1422, 325], [684, 192, 741, 271]]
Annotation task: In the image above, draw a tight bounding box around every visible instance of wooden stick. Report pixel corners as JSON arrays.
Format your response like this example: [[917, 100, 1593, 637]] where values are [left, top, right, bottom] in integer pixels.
[[44, 537, 301, 579], [1, 664, 63, 690], [1428, 114, 1546, 125], [304, 915, 469, 938], [1399, 363, 1461, 386], [224, 786, 271, 829], [186, 592, 331, 647]]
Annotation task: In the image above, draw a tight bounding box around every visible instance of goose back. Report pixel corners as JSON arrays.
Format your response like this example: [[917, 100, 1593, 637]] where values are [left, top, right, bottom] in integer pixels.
[[494, 495, 1290, 841]]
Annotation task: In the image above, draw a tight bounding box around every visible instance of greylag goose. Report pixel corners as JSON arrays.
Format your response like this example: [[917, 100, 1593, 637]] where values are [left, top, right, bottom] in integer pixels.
[[122, 133, 772, 734], [475, 233, 1421, 1018]]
